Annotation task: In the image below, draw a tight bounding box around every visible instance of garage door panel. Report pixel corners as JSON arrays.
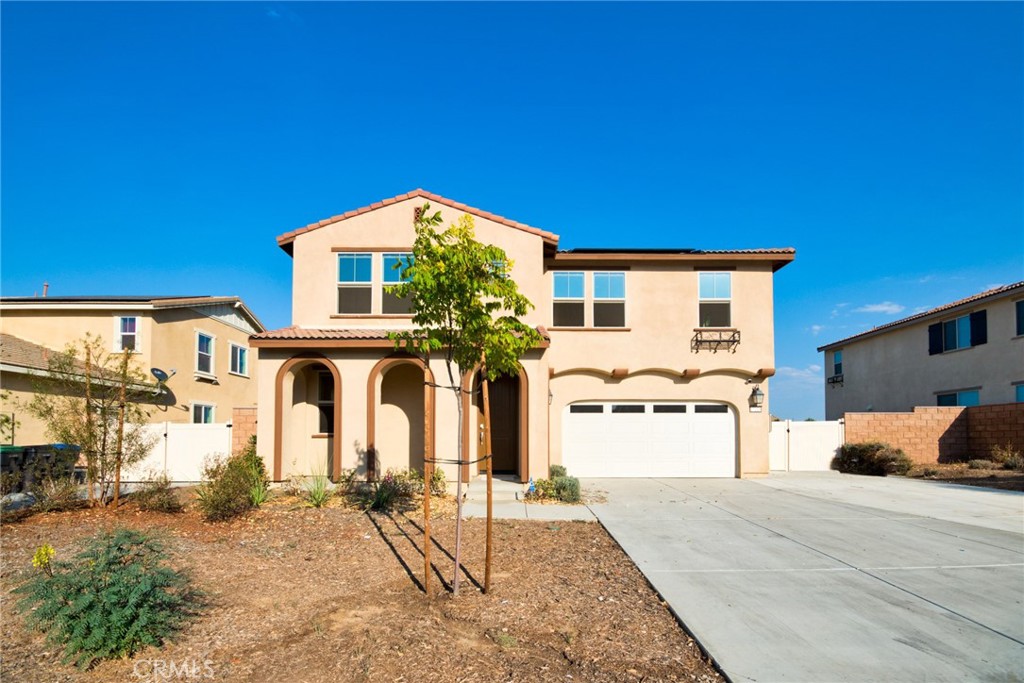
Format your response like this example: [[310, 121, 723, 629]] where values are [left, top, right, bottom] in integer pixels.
[[562, 402, 736, 478]]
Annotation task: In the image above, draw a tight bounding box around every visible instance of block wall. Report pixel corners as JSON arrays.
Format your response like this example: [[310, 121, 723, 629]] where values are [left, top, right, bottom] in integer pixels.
[[232, 406, 258, 455]]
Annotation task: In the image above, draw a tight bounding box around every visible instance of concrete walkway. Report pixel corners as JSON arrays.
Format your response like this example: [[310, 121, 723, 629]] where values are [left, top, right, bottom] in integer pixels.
[[461, 476, 595, 521], [586, 473, 1024, 683]]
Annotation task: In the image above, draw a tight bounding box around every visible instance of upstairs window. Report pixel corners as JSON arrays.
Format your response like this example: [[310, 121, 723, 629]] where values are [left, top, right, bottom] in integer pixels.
[[553, 271, 585, 327], [928, 311, 987, 354], [115, 316, 139, 352], [593, 272, 626, 327], [1016, 300, 1023, 336], [196, 332, 214, 375], [337, 253, 372, 314], [381, 252, 413, 314], [832, 350, 843, 376], [229, 343, 249, 377], [698, 272, 731, 328], [936, 390, 979, 407], [1016, 384, 1024, 403]]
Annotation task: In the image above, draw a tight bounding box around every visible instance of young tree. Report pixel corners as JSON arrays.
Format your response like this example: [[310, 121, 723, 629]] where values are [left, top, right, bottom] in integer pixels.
[[391, 204, 541, 596], [25, 334, 155, 506]]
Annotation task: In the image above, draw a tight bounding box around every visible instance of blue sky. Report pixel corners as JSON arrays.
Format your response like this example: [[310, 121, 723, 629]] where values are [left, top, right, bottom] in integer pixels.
[[2, 2, 1021, 420]]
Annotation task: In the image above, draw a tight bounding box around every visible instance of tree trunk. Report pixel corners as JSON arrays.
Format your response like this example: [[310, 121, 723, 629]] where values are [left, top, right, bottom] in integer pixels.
[[112, 350, 127, 510], [422, 361, 433, 597], [84, 347, 95, 507], [452, 371, 465, 596], [482, 363, 493, 594]]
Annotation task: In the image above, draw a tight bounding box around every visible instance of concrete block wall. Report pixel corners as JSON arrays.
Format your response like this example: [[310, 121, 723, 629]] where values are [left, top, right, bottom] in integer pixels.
[[843, 403, 1024, 464], [232, 406, 258, 455], [966, 403, 1024, 457], [843, 407, 967, 464]]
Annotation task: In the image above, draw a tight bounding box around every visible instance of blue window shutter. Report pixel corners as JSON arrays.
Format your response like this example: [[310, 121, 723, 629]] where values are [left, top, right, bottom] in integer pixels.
[[928, 323, 943, 355], [969, 310, 987, 346]]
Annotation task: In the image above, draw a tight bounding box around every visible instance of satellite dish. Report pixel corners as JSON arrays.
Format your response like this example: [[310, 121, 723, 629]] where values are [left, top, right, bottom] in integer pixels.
[[151, 368, 169, 383]]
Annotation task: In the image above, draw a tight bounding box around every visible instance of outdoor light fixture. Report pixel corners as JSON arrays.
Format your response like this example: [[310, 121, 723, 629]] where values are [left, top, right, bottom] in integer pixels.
[[749, 386, 765, 408]]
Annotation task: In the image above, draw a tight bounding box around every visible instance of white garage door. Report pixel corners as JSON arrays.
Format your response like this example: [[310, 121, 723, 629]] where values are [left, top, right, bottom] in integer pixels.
[[561, 402, 736, 478]]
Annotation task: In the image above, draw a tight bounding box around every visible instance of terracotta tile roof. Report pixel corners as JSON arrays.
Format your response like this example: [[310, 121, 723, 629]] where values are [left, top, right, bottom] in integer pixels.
[[698, 248, 796, 255], [0, 333, 65, 372], [276, 189, 560, 251], [253, 325, 552, 342], [817, 281, 1024, 351]]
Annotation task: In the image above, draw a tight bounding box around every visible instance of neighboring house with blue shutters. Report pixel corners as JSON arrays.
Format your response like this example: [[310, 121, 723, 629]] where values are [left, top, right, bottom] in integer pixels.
[[818, 282, 1024, 420]]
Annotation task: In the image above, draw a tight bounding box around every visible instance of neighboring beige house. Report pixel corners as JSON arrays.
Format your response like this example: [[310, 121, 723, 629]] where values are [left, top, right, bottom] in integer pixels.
[[818, 282, 1024, 420], [0, 296, 264, 445], [253, 190, 794, 483]]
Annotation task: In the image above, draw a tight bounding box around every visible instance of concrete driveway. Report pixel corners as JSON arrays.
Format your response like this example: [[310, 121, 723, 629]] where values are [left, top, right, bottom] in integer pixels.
[[586, 473, 1024, 683]]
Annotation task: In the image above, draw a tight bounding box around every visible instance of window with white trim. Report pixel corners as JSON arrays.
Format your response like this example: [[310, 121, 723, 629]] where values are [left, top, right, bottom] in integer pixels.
[[832, 350, 843, 376], [196, 332, 215, 375], [928, 311, 987, 354], [381, 252, 413, 314], [192, 403, 215, 424], [698, 272, 731, 327], [317, 371, 334, 434], [337, 253, 372, 314], [553, 271, 585, 327], [593, 272, 626, 327], [115, 316, 139, 352], [936, 390, 979, 407], [229, 343, 249, 377]]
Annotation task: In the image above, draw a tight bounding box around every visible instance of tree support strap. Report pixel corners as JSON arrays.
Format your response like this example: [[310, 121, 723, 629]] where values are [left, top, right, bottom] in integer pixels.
[[424, 454, 492, 466]]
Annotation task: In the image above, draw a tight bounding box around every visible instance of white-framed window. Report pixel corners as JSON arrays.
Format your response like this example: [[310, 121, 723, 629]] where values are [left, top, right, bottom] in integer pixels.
[[936, 389, 980, 407], [928, 311, 987, 354], [229, 343, 249, 377], [196, 332, 215, 376], [115, 316, 139, 352], [593, 272, 626, 327], [553, 271, 585, 327], [832, 350, 843, 376], [381, 252, 413, 314], [337, 252, 373, 314], [192, 402, 215, 424], [698, 272, 732, 327]]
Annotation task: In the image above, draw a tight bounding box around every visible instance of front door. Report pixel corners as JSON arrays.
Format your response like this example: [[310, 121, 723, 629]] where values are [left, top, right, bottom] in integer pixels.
[[478, 373, 519, 476]]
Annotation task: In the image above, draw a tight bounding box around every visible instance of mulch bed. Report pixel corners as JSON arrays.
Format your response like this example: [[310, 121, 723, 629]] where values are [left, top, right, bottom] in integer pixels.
[[908, 463, 1024, 492], [1, 494, 721, 683]]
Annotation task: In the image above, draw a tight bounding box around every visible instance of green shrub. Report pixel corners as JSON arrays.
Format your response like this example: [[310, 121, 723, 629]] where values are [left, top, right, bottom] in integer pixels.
[[921, 467, 939, 478], [1003, 455, 1024, 471], [14, 529, 200, 669], [549, 464, 567, 479], [526, 478, 556, 501], [552, 475, 581, 503], [304, 472, 331, 508], [133, 474, 183, 513], [967, 459, 994, 470], [990, 443, 1021, 465], [195, 454, 259, 522], [834, 442, 912, 476]]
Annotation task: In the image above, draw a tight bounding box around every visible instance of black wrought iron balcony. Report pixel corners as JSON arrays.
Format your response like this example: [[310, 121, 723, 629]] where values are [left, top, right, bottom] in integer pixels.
[[691, 328, 740, 352]]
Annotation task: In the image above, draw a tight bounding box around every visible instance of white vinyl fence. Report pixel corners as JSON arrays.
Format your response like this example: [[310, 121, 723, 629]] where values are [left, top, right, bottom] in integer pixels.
[[769, 419, 844, 472], [123, 422, 233, 482]]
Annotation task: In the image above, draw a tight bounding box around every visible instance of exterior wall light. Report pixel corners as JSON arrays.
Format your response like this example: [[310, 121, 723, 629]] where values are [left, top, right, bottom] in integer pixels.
[[749, 386, 765, 409]]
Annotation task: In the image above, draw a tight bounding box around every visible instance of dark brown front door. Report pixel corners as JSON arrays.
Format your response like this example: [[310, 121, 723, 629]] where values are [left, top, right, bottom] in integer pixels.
[[480, 373, 519, 475]]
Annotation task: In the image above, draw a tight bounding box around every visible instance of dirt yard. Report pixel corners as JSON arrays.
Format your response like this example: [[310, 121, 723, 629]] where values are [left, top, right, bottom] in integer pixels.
[[908, 463, 1024, 491], [1, 495, 721, 683]]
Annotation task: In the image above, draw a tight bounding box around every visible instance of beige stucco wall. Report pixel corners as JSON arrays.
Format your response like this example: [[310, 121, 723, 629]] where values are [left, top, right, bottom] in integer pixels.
[[823, 295, 1024, 420], [1, 307, 259, 444], [1, 373, 51, 445]]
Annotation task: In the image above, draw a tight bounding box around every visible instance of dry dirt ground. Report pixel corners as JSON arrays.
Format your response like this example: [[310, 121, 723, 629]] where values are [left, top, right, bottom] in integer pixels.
[[907, 463, 1024, 491], [1, 494, 721, 683]]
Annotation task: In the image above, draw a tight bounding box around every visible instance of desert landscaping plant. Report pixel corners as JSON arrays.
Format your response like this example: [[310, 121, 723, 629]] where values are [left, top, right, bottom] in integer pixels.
[[990, 442, 1021, 466], [304, 470, 331, 508], [967, 459, 994, 470], [14, 529, 200, 669], [133, 473, 183, 513], [834, 441, 913, 476], [195, 453, 264, 522]]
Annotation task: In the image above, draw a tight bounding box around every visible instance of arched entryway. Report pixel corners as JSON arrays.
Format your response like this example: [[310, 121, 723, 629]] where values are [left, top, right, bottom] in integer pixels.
[[273, 355, 342, 482], [367, 356, 435, 481], [463, 366, 529, 483]]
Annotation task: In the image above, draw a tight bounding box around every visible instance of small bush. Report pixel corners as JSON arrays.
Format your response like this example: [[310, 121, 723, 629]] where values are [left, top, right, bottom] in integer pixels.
[[0, 471, 20, 496], [195, 454, 260, 522], [834, 442, 912, 476], [990, 443, 1021, 465], [549, 464, 567, 479], [14, 529, 200, 668], [967, 459, 994, 470], [32, 476, 82, 512], [921, 467, 939, 478], [1002, 455, 1024, 471], [552, 476, 581, 503], [134, 474, 183, 513], [304, 472, 331, 508]]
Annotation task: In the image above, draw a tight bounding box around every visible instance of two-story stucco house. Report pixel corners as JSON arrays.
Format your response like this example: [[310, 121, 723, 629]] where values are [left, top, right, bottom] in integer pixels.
[[817, 282, 1024, 420], [252, 190, 794, 483], [0, 295, 265, 445]]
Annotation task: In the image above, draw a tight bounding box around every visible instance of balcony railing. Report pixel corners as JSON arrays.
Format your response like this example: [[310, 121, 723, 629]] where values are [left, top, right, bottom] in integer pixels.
[[827, 374, 844, 387], [691, 328, 740, 352]]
